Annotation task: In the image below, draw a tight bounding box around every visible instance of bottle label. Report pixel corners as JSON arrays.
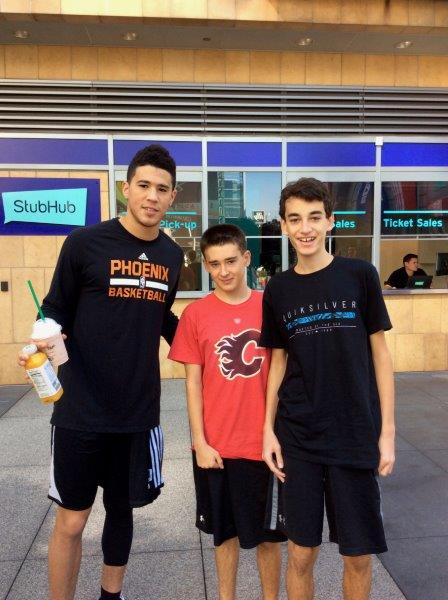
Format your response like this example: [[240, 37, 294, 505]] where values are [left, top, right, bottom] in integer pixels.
[[27, 360, 61, 399]]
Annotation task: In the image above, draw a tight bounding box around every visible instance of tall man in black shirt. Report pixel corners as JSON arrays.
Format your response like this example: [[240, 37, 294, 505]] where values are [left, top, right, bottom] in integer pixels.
[[384, 253, 428, 289], [19, 145, 183, 600], [261, 178, 395, 600]]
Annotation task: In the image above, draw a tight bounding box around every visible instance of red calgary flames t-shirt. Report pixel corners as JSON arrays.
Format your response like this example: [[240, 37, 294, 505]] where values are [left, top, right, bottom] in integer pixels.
[[168, 291, 270, 461]]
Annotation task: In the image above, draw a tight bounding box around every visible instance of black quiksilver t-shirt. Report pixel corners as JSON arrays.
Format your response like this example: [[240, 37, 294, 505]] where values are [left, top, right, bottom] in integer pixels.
[[260, 257, 392, 469], [42, 218, 183, 432]]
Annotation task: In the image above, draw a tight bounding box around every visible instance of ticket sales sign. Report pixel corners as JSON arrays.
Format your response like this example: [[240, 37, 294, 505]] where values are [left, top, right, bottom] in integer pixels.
[[381, 210, 448, 235]]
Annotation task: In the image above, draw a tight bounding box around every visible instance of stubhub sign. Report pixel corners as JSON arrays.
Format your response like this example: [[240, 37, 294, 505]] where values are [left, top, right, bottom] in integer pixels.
[[0, 178, 100, 235], [3, 188, 87, 226]]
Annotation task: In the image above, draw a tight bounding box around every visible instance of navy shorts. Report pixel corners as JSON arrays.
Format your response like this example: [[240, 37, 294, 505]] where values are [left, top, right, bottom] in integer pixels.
[[269, 455, 387, 556], [49, 426, 132, 511], [192, 451, 286, 549]]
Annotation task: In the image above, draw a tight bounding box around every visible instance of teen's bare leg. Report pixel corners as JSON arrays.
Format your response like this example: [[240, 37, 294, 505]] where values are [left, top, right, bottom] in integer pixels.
[[215, 537, 239, 600], [101, 565, 127, 594], [257, 542, 281, 600], [343, 554, 372, 600], [287, 542, 319, 600], [48, 506, 91, 600]]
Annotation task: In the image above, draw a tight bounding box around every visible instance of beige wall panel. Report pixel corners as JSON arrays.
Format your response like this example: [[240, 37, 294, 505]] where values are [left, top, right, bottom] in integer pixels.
[[171, 358, 186, 378], [395, 55, 418, 86], [278, 0, 312, 21], [384, 296, 413, 334], [366, 0, 387, 25], [435, 0, 448, 26], [0, 47, 5, 79], [236, 0, 279, 22], [365, 54, 394, 86], [44, 267, 55, 295], [60, 0, 102, 15], [101, 191, 110, 221], [208, 0, 236, 20], [162, 49, 194, 82], [1, 0, 30, 12], [11, 267, 45, 342], [159, 338, 172, 377], [0, 237, 24, 268], [412, 296, 442, 333], [142, 0, 170, 18], [38, 46, 71, 79], [313, 0, 341, 23], [225, 50, 250, 83], [5, 45, 38, 78], [385, 0, 409, 25], [171, 0, 207, 19], [31, 0, 61, 13], [137, 48, 163, 81], [441, 296, 448, 333], [38, 171, 70, 178], [418, 55, 448, 86], [250, 51, 281, 84], [341, 53, 365, 85], [409, 0, 435, 26], [394, 333, 425, 372], [23, 236, 58, 268], [99, 0, 142, 17], [194, 49, 226, 83], [56, 236, 67, 254], [71, 46, 98, 80], [305, 52, 341, 85], [0, 268, 13, 344], [0, 344, 24, 385], [69, 171, 108, 190], [424, 333, 447, 371], [280, 52, 305, 84], [98, 47, 137, 81], [9, 170, 36, 177], [341, 0, 367, 25]]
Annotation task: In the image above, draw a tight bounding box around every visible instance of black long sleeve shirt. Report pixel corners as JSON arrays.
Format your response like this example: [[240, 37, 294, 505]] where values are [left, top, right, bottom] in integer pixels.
[[43, 218, 183, 432]]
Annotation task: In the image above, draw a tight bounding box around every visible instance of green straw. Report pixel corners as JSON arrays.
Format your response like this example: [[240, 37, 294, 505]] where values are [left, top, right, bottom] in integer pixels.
[[27, 280, 46, 322]]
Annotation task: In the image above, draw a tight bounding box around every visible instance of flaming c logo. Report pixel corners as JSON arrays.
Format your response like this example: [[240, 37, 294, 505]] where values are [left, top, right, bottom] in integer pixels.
[[214, 329, 265, 380]]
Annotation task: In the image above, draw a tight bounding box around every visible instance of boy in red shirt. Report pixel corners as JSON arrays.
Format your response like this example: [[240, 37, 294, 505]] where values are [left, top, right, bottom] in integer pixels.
[[169, 224, 285, 600]]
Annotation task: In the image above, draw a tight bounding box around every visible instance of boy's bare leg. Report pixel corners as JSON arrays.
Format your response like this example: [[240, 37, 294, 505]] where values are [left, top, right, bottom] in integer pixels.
[[343, 554, 372, 600], [215, 537, 240, 600], [101, 565, 127, 593], [48, 506, 91, 600], [257, 542, 281, 600], [286, 542, 319, 600]]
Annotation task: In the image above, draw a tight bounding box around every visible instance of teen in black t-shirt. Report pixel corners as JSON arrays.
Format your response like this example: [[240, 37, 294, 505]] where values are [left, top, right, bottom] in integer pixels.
[[260, 178, 395, 599]]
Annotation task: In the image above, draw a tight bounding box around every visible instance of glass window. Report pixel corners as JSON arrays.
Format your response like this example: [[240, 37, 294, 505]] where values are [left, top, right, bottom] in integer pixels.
[[380, 239, 448, 289], [208, 171, 282, 289], [329, 181, 373, 236], [381, 181, 448, 236]]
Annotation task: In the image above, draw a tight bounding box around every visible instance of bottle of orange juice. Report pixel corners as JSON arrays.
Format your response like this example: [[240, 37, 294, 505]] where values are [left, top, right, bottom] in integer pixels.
[[22, 344, 63, 404]]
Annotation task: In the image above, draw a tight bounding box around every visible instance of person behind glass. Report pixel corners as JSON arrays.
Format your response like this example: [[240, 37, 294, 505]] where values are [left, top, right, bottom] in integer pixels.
[[261, 178, 395, 600], [18, 145, 183, 600], [384, 253, 428, 289], [169, 224, 286, 600]]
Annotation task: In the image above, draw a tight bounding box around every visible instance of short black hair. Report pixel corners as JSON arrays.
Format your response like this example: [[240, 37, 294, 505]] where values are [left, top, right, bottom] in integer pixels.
[[200, 224, 247, 256], [279, 177, 334, 219], [403, 253, 418, 264], [126, 144, 176, 187]]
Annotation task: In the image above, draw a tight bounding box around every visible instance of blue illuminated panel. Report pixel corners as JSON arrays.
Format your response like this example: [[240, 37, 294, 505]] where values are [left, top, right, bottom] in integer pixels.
[[207, 142, 282, 167], [382, 143, 448, 167], [0, 138, 108, 165], [114, 140, 202, 166], [287, 142, 375, 167]]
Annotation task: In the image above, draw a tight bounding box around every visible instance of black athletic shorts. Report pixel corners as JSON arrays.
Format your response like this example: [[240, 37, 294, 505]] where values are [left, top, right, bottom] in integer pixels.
[[270, 455, 387, 556], [192, 451, 287, 549], [49, 426, 132, 511]]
